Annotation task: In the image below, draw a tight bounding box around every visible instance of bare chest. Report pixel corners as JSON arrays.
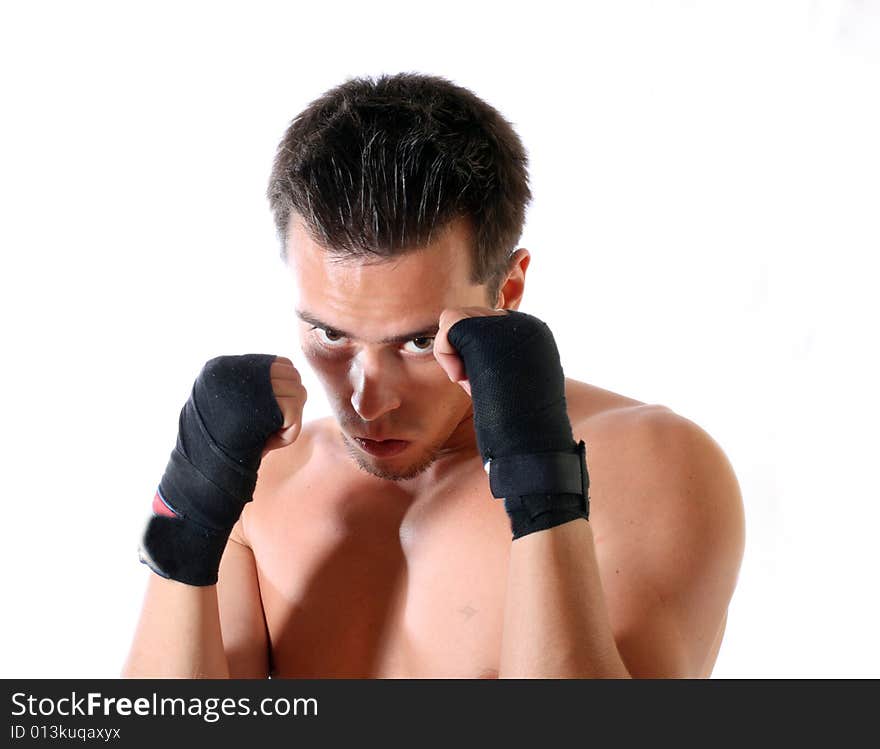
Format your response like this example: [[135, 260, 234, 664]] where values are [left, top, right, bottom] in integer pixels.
[[246, 471, 514, 678]]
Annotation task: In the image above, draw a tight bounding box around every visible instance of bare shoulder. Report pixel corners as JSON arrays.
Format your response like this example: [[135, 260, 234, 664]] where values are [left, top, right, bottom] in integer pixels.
[[564, 378, 647, 423], [567, 377, 744, 545], [254, 415, 337, 487], [241, 416, 338, 537], [565, 377, 746, 676]]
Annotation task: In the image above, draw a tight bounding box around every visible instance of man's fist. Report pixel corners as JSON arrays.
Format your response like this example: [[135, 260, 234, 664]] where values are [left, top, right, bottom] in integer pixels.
[[436, 309, 574, 461], [433, 307, 509, 397], [434, 309, 589, 540], [261, 356, 308, 458], [139, 353, 304, 586]]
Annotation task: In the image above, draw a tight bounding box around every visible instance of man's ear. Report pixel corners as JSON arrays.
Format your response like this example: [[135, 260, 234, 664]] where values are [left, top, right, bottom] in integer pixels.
[[495, 249, 531, 309]]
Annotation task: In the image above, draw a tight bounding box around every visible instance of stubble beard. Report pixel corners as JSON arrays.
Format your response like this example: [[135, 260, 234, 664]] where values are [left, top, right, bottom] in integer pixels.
[[339, 432, 443, 481]]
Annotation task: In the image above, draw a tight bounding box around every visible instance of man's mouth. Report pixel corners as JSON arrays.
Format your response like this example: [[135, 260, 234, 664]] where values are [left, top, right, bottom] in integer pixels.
[[352, 437, 411, 458]]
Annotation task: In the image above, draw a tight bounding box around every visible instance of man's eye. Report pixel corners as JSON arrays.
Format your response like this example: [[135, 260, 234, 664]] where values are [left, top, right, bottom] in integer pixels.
[[313, 327, 347, 346], [402, 337, 435, 354]]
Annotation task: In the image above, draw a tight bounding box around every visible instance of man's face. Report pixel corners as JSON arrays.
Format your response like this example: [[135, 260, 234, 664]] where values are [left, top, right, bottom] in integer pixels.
[[286, 215, 493, 482]]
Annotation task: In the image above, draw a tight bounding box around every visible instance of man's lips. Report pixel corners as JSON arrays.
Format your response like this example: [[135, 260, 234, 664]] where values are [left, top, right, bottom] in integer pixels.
[[351, 436, 411, 458]]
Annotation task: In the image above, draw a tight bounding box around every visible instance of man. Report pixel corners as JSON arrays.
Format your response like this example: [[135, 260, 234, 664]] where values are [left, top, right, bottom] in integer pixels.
[[122, 72, 745, 679]]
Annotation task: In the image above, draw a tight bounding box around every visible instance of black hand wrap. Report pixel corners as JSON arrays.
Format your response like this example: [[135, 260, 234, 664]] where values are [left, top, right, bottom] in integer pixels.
[[138, 354, 284, 586], [447, 311, 590, 540]]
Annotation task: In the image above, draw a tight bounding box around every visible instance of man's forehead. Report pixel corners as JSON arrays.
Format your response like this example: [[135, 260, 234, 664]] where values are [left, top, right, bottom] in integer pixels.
[[292, 256, 452, 340], [285, 214, 489, 337], [289, 229, 482, 316]]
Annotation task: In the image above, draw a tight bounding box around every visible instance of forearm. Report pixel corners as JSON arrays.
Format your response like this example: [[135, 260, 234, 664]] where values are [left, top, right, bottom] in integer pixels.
[[121, 573, 230, 679], [498, 519, 630, 678]]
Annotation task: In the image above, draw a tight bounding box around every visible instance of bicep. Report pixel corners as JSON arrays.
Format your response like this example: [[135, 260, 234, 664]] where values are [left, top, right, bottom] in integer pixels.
[[216, 519, 270, 678]]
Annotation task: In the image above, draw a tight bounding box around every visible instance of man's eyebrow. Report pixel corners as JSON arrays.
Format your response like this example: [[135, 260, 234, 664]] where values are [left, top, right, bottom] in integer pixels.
[[295, 309, 440, 344]]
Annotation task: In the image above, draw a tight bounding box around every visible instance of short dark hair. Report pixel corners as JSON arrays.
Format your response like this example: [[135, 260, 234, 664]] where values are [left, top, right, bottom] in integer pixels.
[[266, 72, 532, 302]]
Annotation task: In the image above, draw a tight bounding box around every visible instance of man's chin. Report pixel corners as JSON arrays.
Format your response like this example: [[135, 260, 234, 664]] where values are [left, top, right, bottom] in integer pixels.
[[340, 433, 438, 482]]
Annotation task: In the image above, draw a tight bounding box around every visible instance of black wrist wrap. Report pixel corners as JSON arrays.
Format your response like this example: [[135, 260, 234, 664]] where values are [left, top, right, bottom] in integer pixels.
[[447, 311, 590, 540], [138, 353, 283, 586]]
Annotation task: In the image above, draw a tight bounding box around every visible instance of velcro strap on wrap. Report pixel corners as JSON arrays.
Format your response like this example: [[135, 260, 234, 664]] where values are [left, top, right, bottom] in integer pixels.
[[488, 440, 589, 499]]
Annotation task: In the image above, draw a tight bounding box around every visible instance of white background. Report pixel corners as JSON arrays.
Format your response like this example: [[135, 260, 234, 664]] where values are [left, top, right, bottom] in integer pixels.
[[1, 1, 878, 678]]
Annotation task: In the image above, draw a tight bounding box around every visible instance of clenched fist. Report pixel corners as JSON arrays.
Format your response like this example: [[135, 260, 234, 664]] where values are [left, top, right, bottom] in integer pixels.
[[261, 356, 308, 458], [139, 353, 307, 586]]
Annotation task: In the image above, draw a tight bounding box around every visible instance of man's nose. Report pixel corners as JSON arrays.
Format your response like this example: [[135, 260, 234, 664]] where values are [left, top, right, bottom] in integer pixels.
[[350, 349, 402, 422]]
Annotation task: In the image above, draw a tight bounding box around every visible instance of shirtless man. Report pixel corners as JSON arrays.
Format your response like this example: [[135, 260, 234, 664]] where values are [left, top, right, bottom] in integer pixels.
[[122, 72, 745, 679]]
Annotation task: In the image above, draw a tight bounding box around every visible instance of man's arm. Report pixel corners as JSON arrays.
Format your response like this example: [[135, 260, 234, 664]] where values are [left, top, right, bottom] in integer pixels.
[[124, 354, 302, 678], [499, 514, 630, 677], [498, 406, 745, 678], [120, 576, 230, 679], [121, 519, 269, 678], [215, 525, 271, 678]]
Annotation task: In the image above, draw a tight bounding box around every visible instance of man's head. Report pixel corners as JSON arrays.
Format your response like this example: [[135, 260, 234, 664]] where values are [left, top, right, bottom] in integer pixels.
[[266, 73, 533, 481]]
